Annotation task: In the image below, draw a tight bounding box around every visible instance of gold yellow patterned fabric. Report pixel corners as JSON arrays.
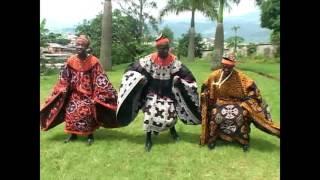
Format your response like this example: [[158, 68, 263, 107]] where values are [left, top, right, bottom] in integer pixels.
[[200, 69, 280, 146]]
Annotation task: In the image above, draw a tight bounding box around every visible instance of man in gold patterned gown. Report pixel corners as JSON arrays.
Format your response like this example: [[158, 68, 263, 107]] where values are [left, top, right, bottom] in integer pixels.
[[199, 53, 280, 151]]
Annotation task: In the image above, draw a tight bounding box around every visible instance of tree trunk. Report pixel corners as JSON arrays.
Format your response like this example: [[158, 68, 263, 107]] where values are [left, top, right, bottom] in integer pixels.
[[212, 23, 224, 70], [211, 0, 224, 70], [40, 49, 46, 73], [234, 35, 237, 52], [100, 0, 112, 71], [187, 8, 196, 61], [138, 0, 144, 44]]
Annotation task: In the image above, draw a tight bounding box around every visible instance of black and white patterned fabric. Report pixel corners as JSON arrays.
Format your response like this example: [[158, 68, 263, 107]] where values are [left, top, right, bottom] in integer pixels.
[[172, 77, 200, 125], [116, 54, 201, 132], [139, 55, 182, 80], [116, 71, 147, 126], [142, 94, 177, 132], [215, 104, 244, 135]]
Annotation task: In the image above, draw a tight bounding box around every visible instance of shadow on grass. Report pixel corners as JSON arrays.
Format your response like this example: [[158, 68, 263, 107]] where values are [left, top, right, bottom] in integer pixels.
[[46, 128, 201, 145], [45, 129, 279, 152], [203, 136, 279, 152], [249, 136, 280, 152]]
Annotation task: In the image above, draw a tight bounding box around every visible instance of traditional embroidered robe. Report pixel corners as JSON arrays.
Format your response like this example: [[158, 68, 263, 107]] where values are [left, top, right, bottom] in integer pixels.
[[116, 53, 201, 133], [200, 69, 280, 146], [40, 55, 118, 135]]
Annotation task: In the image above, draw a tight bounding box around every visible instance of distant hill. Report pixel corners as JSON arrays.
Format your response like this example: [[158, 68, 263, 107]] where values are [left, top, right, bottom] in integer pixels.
[[159, 11, 271, 43], [50, 27, 76, 34], [48, 11, 271, 43]]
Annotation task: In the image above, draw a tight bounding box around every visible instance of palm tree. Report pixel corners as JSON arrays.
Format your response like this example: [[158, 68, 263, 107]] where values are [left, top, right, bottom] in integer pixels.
[[231, 25, 240, 52], [40, 18, 49, 47], [225, 36, 244, 50], [211, 0, 240, 70], [100, 0, 112, 71], [160, 0, 216, 61], [40, 18, 50, 73]]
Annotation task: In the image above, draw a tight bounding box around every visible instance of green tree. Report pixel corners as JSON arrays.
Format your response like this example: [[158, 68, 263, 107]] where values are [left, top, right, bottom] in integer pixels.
[[256, 0, 280, 46], [112, 9, 154, 63], [76, 17, 102, 57], [160, 26, 174, 42], [117, 0, 158, 44], [55, 38, 70, 45], [231, 25, 240, 52], [247, 43, 257, 56], [40, 18, 49, 74], [211, 0, 240, 70], [47, 32, 70, 45], [177, 31, 204, 59], [160, 0, 216, 61], [40, 18, 49, 47], [76, 9, 153, 66], [225, 36, 244, 50]]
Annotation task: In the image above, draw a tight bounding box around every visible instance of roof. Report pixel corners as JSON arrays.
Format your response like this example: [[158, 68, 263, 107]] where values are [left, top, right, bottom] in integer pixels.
[[48, 43, 65, 48], [256, 43, 273, 45]]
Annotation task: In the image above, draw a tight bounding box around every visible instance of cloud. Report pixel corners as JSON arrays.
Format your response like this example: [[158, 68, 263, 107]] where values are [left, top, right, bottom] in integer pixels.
[[41, 0, 260, 29], [40, 0, 104, 28]]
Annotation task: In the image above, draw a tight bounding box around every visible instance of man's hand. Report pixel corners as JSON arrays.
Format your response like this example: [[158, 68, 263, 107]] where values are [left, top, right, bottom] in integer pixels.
[[139, 77, 147, 85], [173, 76, 181, 88]]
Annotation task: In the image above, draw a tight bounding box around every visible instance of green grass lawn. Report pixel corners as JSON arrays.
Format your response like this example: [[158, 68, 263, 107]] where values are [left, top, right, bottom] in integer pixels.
[[40, 58, 280, 180], [236, 60, 280, 79]]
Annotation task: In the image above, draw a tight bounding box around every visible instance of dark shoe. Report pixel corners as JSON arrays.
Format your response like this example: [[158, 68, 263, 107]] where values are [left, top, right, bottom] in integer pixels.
[[170, 127, 180, 141], [208, 142, 216, 150], [145, 141, 153, 152], [145, 132, 152, 152], [64, 134, 77, 143], [87, 134, 94, 146], [243, 144, 249, 152]]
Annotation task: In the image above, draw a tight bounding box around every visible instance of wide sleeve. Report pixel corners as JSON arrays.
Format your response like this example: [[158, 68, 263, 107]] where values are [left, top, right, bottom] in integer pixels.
[[240, 81, 280, 137], [116, 60, 148, 127], [91, 63, 119, 128], [40, 64, 71, 130], [199, 72, 219, 145], [172, 63, 201, 125], [92, 63, 117, 110]]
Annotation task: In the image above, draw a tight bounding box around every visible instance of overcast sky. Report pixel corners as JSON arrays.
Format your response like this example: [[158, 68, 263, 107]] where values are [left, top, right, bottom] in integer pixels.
[[40, 0, 260, 29]]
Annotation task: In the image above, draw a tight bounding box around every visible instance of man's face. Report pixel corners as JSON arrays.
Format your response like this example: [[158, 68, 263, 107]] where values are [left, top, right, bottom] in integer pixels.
[[222, 64, 234, 74], [76, 41, 88, 55], [157, 44, 169, 59]]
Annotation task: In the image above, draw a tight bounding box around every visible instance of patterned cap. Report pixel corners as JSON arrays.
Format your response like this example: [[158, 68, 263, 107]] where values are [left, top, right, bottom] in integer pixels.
[[155, 33, 169, 46]]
